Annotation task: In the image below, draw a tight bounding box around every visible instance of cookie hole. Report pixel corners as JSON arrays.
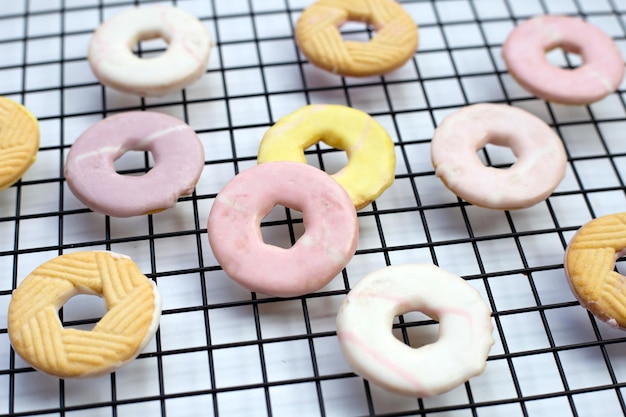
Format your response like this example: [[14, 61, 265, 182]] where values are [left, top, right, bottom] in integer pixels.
[[133, 32, 169, 59], [393, 311, 440, 347], [546, 47, 583, 69], [114, 150, 153, 176], [339, 20, 375, 43], [305, 145, 349, 176], [615, 251, 626, 275], [260, 204, 305, 249], [59, 293, 108, 331], [478, 143, 517, 168]]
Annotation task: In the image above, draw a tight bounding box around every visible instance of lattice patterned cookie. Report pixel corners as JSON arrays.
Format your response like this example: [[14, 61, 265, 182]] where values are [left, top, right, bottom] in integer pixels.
[[8, 251, 161, 378], [295, 0, 418, 77], [565, 213, 626, 329], [0, 97, 39, 190]]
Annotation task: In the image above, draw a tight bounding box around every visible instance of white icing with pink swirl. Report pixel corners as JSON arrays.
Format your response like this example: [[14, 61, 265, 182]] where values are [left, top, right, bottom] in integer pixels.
[[336, 263, 494, 397], [88, 5, 213, 97]]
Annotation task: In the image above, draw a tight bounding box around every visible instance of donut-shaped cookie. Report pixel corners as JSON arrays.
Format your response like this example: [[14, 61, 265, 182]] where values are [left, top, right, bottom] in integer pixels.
[[502, 15, 624, 105], [295, 0, 418, 77], [336, 264, 494, 397], [564, 213, 626, 329], [0, 97, 39, 190], [65, 111, 205, 218], [88, 5, 213, 96], [257, 104, 396, 210], [430, 103, 567, 210], [207, 161, 358, 298], [8, 251, 162, 378]]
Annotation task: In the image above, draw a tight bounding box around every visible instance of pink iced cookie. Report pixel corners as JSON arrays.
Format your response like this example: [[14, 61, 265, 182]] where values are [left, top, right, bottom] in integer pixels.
[[65, 111, 205, 217], [336, 264, 494, 397], [88, 6, 213, 97], [207, 162, 358, 298], [430, 103, 567, 210], [502, 15, 624, 105]]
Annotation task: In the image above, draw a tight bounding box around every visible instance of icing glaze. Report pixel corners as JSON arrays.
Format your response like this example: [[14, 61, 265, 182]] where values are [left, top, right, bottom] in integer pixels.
[[502, 15, 624, 105], [336, 263, 494, 397], [257, 104, 396, 210], [430, 103, 567, 210], [207, 161, 358, 297], [65, 111, 205, 217], [88, 5, 213, 96]]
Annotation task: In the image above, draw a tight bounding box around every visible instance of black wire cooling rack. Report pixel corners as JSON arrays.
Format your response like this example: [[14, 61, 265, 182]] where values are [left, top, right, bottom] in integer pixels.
[[2, 0, 626, 416]]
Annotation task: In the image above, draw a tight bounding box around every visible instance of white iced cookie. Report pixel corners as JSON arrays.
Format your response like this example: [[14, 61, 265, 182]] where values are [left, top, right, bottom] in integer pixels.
[[336, 264, 494, 397], [88, 5, 213, 96]]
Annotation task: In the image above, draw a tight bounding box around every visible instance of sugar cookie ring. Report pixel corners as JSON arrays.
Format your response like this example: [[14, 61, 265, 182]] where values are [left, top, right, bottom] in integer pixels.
[[207, 161, 358, 298], [430, 103, 567, 210], [0, 97, 39, 190], [88, 5, 213, 96], [295, 0, 418, 77], [257, 104, 396, 210], [502, 15, 624, 105], [65, 111, 205, 218], [336, 264, 494, 397], [8, 251, 162, 378], [564, 213, 626, 329]]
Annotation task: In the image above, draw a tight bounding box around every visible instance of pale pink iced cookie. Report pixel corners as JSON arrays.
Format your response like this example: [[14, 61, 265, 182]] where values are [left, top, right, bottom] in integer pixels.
[[88, 6, 213, 97], [336, 263, 494, 397], [65, 111, 205, 217], [207, 161, 358, 298], [430, 103, 567, 210], [502, 15, 624, 105]]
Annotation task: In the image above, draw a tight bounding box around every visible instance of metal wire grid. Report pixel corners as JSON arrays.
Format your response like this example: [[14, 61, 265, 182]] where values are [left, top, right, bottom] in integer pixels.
[[1, 0, 626, 416]]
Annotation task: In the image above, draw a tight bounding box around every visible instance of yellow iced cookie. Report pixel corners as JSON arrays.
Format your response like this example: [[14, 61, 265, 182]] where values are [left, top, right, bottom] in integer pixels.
[[565, 212, 626, 329], [257, 104, 396, 210], [0, 97, 39, 190], [8, 251, 161, 378]]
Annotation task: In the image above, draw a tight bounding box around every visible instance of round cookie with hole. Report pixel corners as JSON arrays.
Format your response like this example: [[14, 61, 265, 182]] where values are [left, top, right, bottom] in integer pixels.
[[207, 161, 359, 298], [64, 111, 205, 217], [502, 15, 624, 105], [0, 97, 40, 190], [257, 104, 396, 210], [88, 5, 213, 96], [430, 103, 567, 210], [295, 0, 418, 77], [8, 251, 162, 378]]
